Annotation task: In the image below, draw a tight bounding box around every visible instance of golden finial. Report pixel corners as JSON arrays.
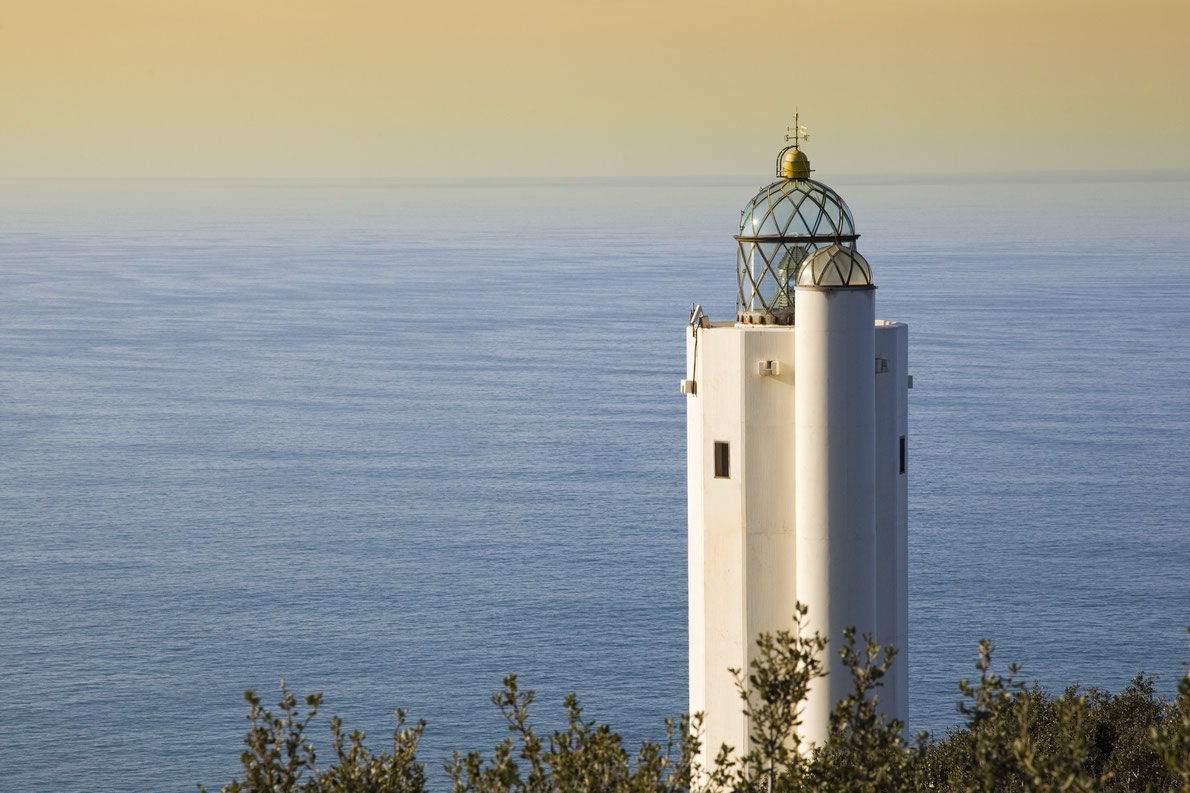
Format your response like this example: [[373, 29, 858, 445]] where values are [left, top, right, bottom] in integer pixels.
[[784, 110, 810, 150], [777, 110, 811, 180]]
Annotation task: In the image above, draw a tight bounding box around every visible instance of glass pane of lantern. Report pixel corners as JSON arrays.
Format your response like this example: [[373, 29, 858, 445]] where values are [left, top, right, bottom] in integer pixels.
[[757, 206, 780, 236], [820, 261, 844, 285], [771, 197, 795, 234]]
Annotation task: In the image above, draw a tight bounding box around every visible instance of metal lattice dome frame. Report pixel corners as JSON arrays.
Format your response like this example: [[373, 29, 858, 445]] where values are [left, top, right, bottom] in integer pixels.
[[735, 178, 858, 323], [796, 243, 872, 287]]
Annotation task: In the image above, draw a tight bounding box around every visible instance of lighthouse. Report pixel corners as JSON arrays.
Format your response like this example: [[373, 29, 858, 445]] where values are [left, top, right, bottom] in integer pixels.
[[683, 124, 909, 756]]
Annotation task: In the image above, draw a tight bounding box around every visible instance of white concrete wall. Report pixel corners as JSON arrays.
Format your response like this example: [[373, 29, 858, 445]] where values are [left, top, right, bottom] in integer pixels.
[[687, 322, 797, 764], [874, 321, 909, 725], [794, 286, 877, 748], [687, 322, 748, 762], [687, 309, 908, 762], [740, 330, 799, 655]]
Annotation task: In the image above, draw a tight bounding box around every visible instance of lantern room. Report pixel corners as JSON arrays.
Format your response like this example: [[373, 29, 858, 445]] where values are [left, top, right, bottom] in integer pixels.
[[735, 146, 860, 324]]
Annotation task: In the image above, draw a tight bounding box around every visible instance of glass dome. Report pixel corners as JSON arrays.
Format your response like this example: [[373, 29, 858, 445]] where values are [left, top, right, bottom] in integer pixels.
[[796, 244, 871, 286], [735, 177, 859, 323]]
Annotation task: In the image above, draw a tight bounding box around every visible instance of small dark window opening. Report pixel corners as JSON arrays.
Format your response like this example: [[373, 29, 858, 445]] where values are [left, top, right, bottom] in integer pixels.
[[899, 436, 907, 474], [714, 441, 730, 479]]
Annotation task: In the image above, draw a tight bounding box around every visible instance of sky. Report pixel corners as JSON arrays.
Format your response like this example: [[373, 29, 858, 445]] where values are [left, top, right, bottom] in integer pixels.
[[1, 0, 1187, 178]]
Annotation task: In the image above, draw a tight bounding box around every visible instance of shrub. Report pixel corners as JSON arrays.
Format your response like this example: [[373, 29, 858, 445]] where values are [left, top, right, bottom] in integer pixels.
[[201, 618, 1190, 793]]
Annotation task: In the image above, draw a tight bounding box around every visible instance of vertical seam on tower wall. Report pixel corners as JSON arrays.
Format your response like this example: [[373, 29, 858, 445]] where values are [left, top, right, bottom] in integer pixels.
[[736, 327, 748, 661]]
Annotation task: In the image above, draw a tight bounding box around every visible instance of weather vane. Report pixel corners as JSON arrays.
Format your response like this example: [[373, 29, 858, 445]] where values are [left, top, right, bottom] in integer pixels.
[[784, 110, 809, 149]]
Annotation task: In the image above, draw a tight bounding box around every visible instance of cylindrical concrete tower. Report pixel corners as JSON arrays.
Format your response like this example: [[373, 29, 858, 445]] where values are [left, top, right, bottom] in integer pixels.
[[793, 245, 877, 746]]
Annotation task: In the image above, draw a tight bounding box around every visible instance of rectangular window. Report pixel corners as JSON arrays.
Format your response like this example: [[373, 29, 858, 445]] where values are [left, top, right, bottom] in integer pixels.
[[899, 436, 907, 474], [714, 441, 730, 479]]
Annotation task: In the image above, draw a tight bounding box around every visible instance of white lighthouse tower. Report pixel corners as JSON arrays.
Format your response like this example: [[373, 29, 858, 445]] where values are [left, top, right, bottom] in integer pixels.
[[684, 125, 909, 756]]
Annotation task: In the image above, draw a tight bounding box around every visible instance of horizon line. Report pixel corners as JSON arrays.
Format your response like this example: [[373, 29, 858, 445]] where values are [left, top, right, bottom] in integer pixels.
[[4, 168, 1190, 185]]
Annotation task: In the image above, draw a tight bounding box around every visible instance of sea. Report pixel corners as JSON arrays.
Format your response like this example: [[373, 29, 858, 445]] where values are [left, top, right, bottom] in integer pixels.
[[1, 173, 1187, 792]]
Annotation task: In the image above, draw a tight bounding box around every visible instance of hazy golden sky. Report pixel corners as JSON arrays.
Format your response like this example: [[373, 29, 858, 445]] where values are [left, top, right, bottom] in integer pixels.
[[1, 0, 1187, 177]]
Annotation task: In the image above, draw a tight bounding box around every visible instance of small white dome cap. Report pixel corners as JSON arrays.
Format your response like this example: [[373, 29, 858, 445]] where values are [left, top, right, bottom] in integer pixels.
[[796, 243, 872, 287]]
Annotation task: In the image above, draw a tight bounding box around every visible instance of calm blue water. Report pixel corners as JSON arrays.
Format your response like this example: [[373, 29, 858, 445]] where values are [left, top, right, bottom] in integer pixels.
[[1, 175, 1187, 791]]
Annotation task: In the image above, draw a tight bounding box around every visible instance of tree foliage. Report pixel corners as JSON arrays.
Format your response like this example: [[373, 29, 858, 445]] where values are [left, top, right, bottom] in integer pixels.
[[445, 674, 698, 793], [201, 618, 1190, 793]]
